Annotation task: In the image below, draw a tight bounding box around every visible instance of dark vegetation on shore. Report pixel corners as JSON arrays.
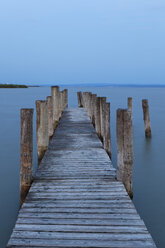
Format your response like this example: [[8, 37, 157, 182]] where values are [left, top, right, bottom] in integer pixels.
[[0, 84, 28, 88]]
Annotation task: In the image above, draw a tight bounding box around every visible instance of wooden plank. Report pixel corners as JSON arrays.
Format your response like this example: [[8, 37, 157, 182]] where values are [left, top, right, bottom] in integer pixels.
[[22, 200, 134, 208], [15, 224, 148, 233], [32, 179, 120, 185], [16, 217, 146, 226], [27, 191, 128, 196], [7, 238, 156, 247], [17, 212, 141, 220], [20, 207, 137, 214], [11, 230, 152, 241]]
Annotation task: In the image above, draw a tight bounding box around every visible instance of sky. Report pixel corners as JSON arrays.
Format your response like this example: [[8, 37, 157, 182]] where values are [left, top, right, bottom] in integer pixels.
[[0, 0, 165, 85]]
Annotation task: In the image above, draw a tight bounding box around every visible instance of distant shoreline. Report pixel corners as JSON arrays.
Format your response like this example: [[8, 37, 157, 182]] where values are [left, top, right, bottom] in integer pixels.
[[32, 84, 165, 88], [0, 84, 28, 88], [0, 83, 165, 88]]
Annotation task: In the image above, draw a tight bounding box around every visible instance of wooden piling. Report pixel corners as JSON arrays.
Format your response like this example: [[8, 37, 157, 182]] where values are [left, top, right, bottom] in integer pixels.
[[142, 99, 151, 138], [87, 92, 92, 119], [61, 90, 65, 115], [85, 92, 91, 117], [128, 97, 132, 112], [20, 108, 33, 206], [64, 89, 68, 108], [62, 90, 66, 111], [91, 94, 97, 126], [36, 100, 49, 165], [77, 92, 83, 107], [104, 102, 111, 158], [59, 91, 63, 119], [116, 109, 133, 198], [95, 97, 101, 138], [46, 96, 54, 139], [83, 92, 88, 109], [100, 97, 106, 142], [51, 86, 59, 129]]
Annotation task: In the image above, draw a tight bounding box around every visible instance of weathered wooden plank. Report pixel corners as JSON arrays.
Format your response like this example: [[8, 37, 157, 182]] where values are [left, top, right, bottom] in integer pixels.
[[18, 212, 141, 220], [7, 238, 156, 248], [11, 231, 152, 241], [20, 207, 137, 214], [29, 188, 126, 193], [16, 217, 146, 226], [14, 224, 148, 233], [26, 192, 129, 199], [30, 183, 123, 188], [22, 200, 133, 208], [32, 180, 121, 186], [26, 195, 130, 201], [26, 190, 129, 196]]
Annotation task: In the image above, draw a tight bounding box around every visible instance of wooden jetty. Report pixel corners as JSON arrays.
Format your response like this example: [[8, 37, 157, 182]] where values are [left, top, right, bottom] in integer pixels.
[[7, 107, 156, 247]]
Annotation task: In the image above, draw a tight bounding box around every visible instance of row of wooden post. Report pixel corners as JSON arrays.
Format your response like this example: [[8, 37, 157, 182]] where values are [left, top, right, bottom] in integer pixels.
[[77, 91, 111, 158], [20, 86, 68, 205], [78, 93, 132, 197], [78, 93, 151, 199], [127, 97, 151, 138], [117, 97, 151, 198]]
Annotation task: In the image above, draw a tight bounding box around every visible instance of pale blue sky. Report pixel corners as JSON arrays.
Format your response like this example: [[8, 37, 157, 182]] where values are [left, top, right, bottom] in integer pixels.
[[0, 0, 165, 85]]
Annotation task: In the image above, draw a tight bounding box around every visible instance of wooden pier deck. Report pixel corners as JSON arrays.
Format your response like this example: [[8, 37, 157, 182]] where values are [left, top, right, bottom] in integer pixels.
[[7, 108, 156, 247]]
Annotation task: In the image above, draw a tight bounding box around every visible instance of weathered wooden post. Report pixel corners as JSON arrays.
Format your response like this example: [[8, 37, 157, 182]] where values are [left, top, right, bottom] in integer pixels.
[[63, 89, 65, 108], [36, 100, 49, 165], [20, 108, 33, 205], [62, 90, 65, 111], [142, 99, 151, 138], [100, 97, 106, 142], [77, 92, 83, 107], [46, 96, 54, 139], [83, 92, 88, 109], [128, 97, 132, 112], [87, 92, 92, 119], [91, 94, 97, 126], [116, 109, 133, 198], [51, 86, 59, 129], [64, 89, 68, 108], [59, 91, 63, 119], [84, 92, 91, 116], [95, 97, 101, 138], [104, 102, 111, 158]]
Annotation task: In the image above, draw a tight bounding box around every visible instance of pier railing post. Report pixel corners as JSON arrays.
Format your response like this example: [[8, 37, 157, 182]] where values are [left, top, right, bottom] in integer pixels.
[[104, 102, 111, 158], [46, 96, 54, 139], [95, 97, 101, 138], [116, 109, 133, 198], [20, 108, 33, 205], [128, 97, 132, 112], [142, 99, 151, 138], [51, 86, 59, 129], [36, 100, 49, 165], [100, 97, 106, 142]]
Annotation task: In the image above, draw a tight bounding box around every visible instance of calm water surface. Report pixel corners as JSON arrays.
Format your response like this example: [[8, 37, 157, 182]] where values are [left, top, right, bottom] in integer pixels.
[[0, 86, 165, 248]]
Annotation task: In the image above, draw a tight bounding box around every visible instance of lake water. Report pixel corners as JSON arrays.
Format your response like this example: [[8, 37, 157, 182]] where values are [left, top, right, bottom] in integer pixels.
[[0, 85, 164, 248]]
